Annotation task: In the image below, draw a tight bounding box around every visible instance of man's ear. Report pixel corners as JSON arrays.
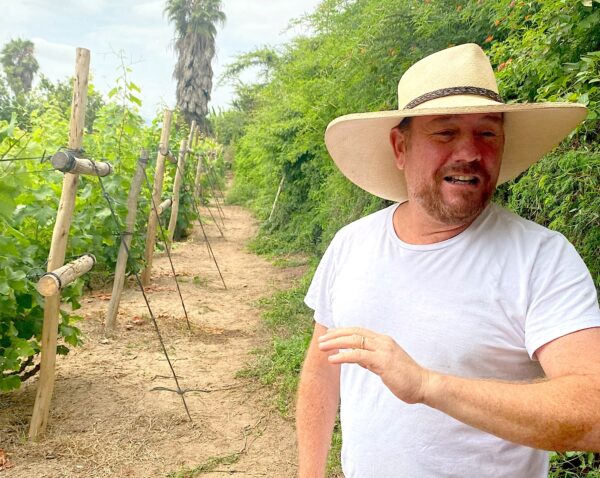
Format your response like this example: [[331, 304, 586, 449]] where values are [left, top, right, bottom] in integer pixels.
[[389, 127, 407, 170]]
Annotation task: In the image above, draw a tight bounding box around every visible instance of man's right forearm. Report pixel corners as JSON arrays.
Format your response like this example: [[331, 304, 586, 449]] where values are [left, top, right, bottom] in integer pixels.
[[296, 324, 340, 478]]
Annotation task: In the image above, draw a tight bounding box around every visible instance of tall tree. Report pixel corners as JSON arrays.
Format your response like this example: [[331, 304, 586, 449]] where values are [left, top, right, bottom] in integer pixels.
[[165, 0, 226, 130], [0, 38, 39, 96]]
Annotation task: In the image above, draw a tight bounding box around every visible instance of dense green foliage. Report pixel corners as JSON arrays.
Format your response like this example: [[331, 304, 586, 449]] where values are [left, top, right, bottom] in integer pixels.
[[217, 0, 600, 475], [0, 51, 224, 392], [222, 0, 599, 277]]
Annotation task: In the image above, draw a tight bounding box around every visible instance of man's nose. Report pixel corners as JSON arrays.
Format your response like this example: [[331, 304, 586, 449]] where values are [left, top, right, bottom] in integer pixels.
[[452, 134, 482, 162]]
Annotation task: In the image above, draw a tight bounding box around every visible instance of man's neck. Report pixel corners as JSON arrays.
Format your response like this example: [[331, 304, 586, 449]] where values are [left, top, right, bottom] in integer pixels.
[[392, 201, 480, 245]]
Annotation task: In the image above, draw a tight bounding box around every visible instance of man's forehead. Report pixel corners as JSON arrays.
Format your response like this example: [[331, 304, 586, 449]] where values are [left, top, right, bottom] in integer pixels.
[[420, 113, 504, 125]]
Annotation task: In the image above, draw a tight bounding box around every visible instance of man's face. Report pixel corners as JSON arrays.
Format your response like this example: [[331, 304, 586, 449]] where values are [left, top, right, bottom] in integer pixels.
[[390, 113, 504, 226]]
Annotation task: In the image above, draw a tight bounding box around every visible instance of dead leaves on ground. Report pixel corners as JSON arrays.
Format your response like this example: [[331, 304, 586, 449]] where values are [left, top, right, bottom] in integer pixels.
[[0, 449, 14, 471]]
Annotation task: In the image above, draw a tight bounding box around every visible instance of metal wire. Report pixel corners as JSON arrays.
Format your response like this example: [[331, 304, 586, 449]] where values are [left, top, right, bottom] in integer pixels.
[[174, 161, 227, 289], [141, 167, 193, 330], [90, 158, 193, 423]]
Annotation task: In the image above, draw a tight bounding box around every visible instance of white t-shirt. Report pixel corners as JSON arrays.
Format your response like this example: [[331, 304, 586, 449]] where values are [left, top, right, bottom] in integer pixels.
[[305, 203, 600, 478]]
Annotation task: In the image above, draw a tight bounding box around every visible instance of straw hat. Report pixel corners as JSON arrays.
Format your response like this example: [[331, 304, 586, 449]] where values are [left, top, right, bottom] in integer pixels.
[[324, 43, 588, 202]]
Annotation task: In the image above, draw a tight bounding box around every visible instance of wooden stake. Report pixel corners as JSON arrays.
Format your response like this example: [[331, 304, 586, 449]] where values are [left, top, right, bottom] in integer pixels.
[[29, 47, 90, 441], [268, 174, 285, 222], [141, 110, 173, 286], [194, 151, 203, 200], [104, 150, 149, 331], [51, 152, 112, 176], [156, 197, 173, 216], [188, 121, 197, 149], [167, 139, 188, 242], [37, 254, 96, 297], [191, 123, 198, 149]]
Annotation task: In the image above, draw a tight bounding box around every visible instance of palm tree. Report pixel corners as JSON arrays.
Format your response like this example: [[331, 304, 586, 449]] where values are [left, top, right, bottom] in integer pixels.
[[0, 38, 39, 96], [165, 0, 226, 131]]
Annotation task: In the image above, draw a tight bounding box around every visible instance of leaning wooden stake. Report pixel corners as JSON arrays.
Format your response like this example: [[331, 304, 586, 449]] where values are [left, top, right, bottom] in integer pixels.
[[104, 150, 149, 331], [167, 138, 188, 242], [141, 110, 173, 286], [29, 47, 90, 441], [268, 174, 285, 222]]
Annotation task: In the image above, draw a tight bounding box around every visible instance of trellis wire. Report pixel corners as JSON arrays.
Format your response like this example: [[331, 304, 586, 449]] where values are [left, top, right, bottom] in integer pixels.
[[90, 158, 193, 422], [175, 160, 227, 289]]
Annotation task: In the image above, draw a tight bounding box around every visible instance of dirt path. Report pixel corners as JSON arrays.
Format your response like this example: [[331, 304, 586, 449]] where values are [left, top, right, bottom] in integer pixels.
[[1, 202, 303, 477]]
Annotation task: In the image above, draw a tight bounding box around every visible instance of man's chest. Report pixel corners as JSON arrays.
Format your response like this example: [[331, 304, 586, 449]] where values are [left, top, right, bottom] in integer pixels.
[[330, 249, 543, 380]]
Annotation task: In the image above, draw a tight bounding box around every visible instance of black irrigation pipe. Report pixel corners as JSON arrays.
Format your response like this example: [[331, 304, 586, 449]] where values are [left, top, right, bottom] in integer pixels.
[[141, 167, 192, 332], [89, 158, 193, 423], [175, 162, 227, 290]]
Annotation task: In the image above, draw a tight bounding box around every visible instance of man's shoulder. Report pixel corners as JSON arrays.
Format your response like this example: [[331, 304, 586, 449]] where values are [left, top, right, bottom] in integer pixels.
[[486, 203, 569, 249], [334, 203, 395, 241]]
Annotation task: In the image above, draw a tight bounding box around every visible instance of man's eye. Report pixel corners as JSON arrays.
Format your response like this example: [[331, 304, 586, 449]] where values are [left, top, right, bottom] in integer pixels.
[[435, 130, 454, 136]]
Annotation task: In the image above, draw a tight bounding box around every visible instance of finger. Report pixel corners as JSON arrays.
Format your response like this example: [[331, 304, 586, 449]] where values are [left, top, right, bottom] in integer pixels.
[[328, 348, 374, 367], [318, 327, 376, 342], [318, 334, 374, 352]]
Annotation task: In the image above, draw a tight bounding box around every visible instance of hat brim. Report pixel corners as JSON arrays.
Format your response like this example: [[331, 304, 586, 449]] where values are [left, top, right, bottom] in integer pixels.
[[324, 103, 588, 202]]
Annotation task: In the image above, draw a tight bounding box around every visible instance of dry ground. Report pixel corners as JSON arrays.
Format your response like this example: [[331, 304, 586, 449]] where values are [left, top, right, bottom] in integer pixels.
[[0, 202, 305, 477]]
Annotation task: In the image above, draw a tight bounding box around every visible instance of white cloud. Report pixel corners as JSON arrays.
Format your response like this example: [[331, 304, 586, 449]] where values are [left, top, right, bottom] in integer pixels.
[[31, 38, 78, 81], [130, 0, 166, 21]]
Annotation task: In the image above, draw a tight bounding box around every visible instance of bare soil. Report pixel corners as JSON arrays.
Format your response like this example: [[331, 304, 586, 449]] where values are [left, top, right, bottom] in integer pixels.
[[1, 202, 304, 477]]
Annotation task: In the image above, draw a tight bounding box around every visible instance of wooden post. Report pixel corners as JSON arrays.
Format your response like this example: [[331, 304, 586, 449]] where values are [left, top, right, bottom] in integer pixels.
[[191, 123, 198, 149], [29, 47, 90, 441], [194, 151, 203, 200], [188, 121, 197, 149], [37, 254, 96, 297], [104, 150, 149, 331], [167, 138, 188, 242], [51, 152, 112, 176], [156, 197, 173, 216], [141, 110, 173, 286]]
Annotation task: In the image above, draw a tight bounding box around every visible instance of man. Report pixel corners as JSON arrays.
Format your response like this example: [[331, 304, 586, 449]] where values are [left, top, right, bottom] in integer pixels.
[[296, 43, 600, 477]]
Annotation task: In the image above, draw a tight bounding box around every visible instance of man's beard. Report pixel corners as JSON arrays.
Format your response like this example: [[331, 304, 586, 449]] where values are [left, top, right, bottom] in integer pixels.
[[411, 163, 496, 226]]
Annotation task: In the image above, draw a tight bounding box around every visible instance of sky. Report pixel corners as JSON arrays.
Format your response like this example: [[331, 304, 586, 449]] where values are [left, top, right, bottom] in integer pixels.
[[0, 0, 322, 121]]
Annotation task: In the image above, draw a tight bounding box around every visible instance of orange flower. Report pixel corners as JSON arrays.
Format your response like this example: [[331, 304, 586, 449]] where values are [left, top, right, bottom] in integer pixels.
[[484, 35, 494, 43]]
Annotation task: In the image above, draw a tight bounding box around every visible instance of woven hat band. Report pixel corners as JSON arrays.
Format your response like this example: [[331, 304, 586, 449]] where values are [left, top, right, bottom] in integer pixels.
[[404, 86, 504, 110]]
